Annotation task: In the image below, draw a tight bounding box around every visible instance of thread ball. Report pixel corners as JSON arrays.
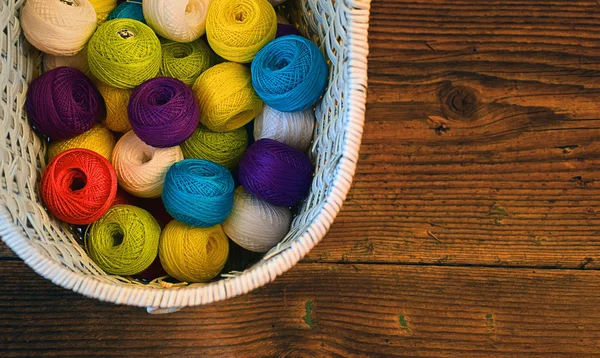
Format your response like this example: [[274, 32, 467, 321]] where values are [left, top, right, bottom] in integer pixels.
[[276, 23, 302, 38], [89, 0, 117, 23], [48, 124, 116, 162], [254, 105, 315, 152], [181, 125, 248, 171], [108, 1, 146, 23], [160, 39, 214, 85], [43, 47, 90, 75], [144, 0, 211, 43], [96, 81, 133, 132]]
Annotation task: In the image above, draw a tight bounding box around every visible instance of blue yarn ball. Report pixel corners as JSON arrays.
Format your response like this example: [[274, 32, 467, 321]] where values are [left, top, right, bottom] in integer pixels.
[[251, 35, 328, 112], [162, 159, 234, 227], [108, 1, 146, 24]]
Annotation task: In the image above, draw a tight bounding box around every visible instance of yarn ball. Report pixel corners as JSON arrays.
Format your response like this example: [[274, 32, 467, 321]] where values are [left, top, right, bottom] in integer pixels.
[[159, 220, 229, 283], [95, 81, 133, 132], [192, 62, 263, 132], [20, 0, 97, 56], [276, 23, 302, 38], [143, 0, 211, 42], [112, 188, 136, 206], [239, 139, 313, 207], [162, 159, 234, 227], [26, 67, 103, 140], [223, 187, 292, 253], [251, 35, 328, 112], [254, 105, 314, 151], [88, 19, 161, 89], [206, 0, 277, 63], [89, 0, 118, 23], [48, 124, 116, 162], [112, 131, 184, 198], [43, 47, 89, 75], [160, 39, 214, 85], [86, 204, 161, 275], [108, 1, 146, 23], [41, 148, 117, 225], [128, 77, 199, 147], [181, 125, 248, 171]]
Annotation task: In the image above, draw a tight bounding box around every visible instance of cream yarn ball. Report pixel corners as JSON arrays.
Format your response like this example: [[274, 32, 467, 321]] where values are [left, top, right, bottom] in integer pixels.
[[254, 105, 315, 152], [43, 47, 89, 74], [21, 0, 97, 56], [143, 0, 211, 43], [223, 187, 292, 253], [112, 131, 184, 198]]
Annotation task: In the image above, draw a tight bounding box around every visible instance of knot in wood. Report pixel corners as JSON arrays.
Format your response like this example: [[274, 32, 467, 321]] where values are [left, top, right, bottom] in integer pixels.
[[442, 86, 479, 119]]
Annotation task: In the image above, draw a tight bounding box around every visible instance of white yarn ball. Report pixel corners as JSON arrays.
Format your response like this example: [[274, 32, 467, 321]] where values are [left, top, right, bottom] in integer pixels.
[[223, 187, 292, 253], [254, 105, 315, 152], [21, 0, 97, 56], [143, 0, 210, 43], [43, 47, 89, 74], [270, 0, 288, 6], [112, 131, 184, 198]]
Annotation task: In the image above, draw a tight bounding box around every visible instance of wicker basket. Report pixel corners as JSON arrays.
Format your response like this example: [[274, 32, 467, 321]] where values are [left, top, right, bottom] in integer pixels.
[[0, 0, 370, 312]]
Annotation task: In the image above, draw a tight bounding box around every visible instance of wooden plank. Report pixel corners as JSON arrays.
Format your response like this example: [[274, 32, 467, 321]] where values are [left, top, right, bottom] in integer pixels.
[[1, 260, 600, 356]]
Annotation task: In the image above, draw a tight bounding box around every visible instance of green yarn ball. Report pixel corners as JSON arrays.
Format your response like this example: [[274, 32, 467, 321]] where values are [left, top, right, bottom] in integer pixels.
[[88, 19, 161, 89], [160, 39, 215, 86], [181, 125, 248, 171]]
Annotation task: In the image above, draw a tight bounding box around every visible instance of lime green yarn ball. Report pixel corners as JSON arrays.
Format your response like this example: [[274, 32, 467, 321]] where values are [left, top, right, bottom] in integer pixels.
[[160, 39, 215, 86], [181, 125, 248, 171], [88, 19, 161, 89]]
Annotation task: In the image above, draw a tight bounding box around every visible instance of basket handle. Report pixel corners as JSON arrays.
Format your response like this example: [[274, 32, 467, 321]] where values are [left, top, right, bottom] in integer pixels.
[[147, 307, 183, 314]]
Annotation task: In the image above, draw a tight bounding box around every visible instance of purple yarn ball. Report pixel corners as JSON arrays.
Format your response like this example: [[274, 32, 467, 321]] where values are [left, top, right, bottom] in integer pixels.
[[128, 77, 199, 148], [276, 24, 302, 38], [26, 67, 102, 140], [239, 138, 313, 207]]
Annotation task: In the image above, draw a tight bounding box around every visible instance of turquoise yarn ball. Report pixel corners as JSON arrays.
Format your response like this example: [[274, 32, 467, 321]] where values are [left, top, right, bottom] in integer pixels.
[[251, 35, 328, 112], [162, 159, 234, 227], [108, 1, 146, 24]]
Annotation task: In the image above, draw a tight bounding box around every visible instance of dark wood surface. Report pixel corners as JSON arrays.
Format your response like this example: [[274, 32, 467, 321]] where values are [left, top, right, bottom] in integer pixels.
[[3, 0, 600, 356]]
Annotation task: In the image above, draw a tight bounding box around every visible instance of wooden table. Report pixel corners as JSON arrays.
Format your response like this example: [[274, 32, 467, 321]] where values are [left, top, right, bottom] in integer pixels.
[[3, 0, 600, 356]]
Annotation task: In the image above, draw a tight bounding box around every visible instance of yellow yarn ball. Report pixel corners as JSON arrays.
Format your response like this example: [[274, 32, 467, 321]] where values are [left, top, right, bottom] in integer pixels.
[[96, 81, 133, 132], [89, 0, 117, 24], [48, 124, 116, 162], [192, 62, 263, 132], [43, 47, 90, 74], [160, 39, 214, 86], [206, 0, 277, 63], [181, 125, 248, 171], [159, 220, 229, 283]]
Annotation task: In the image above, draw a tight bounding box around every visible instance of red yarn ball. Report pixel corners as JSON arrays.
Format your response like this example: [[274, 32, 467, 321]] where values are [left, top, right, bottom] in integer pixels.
[[41, 148, 117, 225]]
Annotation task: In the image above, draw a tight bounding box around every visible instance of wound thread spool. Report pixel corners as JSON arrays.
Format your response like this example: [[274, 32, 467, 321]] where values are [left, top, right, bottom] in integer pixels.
[[43, 47, 90, 75], [48, 124, 116, 162], [254, 105, 314, 152], [143, 0, 211, 42], [276, 23, 302, 38], [192, 62, 263, 132], [89, 0, 118, 23], [41, 148, 117, 225], [20, 0, 97, 56], [159, 220, 229, 283], [206, 0, 277, 63], [223, 187, 292, 253], [86, 204, 161, 275], [112, 131, 184, 198], [26, 67, 103, 140], [96, 81, 133, 133], [108, 0, 146, 23], [128, 77, 199, 147], [239, 138, 313, 207], [160, 39, 214, 86], [181, 125, 248, 171], [162, 159, 235, 227]]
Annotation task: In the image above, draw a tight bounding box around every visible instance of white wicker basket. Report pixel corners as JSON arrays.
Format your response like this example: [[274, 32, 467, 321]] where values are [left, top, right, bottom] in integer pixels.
[[0, 0, 370, 312]]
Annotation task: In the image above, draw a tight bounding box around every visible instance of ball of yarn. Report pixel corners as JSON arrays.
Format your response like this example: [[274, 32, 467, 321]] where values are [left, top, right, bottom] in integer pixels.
[[89, 0, 118, 23], [159, 220, 229, 283], [26, 67, 102, 140], [20, 0, 97, 56], [128, 77, 199, 147], [95, 82, 133, 132], [193, 62, 263, 132], [143, 0, 210, 42], [254, 105, 314, 151], [108, 1, 146, 23], [86, 204, 160, 275], [43, 47, 89, 75], [48, 124, 116, 162], [276, 23, 302, 38], [251, 35, 328, 112], [223, 187, 292, 252], [239, 138, 313, 207], [112, 131, 184, 198], [41, 148, 117, 225], [160, 39, 214, 86], [162, 159, 234, 227], [181, 125, 248, 171], [88, 19, 161, 89], [206, 0, 277, 63]]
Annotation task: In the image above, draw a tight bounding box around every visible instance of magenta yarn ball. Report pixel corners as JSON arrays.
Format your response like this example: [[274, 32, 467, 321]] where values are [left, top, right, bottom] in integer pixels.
[[128, 77, 199, 148], [239, 139, 313, 207], [26, 67, 102, 140]]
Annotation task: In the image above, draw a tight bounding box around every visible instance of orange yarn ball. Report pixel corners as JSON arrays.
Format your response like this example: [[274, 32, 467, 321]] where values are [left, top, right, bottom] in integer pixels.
[[41, 148, 117, 225]]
